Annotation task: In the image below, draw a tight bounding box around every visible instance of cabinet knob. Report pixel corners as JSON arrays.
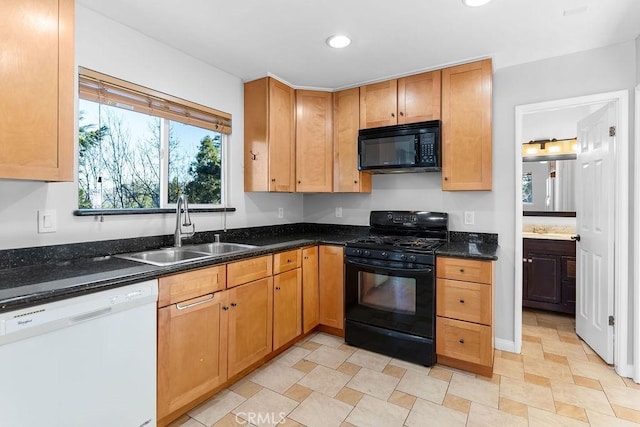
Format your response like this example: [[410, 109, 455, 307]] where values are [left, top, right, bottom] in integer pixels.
[[298, 180, 301, 184], [459, 338, 465, 344], [275, 286, 281, 291], [391, 112, 395, 118], [459, 299, 465, 304], [222, 306, 229, 311], [287, 259, 292, 263], [444, 177, 448, 181], [231, 302, 237, 307], [354, 180, 358, 184], [399, 111, 404, 116], [271, 178, 276, 182], [459, 268, 465, 273]]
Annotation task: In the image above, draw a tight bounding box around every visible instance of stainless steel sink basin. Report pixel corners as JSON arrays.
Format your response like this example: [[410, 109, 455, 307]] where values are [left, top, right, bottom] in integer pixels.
[[116, 242, 257, 266], [186, 242, 257, 255], [116, 248, 214, 266]]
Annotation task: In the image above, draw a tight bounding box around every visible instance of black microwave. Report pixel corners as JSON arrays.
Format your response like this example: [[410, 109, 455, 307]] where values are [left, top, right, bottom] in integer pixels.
[[358, 120, 441, 173]]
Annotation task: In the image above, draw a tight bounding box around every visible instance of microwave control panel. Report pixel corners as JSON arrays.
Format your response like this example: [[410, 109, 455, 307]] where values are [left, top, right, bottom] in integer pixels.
[[418, 133, 437, 166]]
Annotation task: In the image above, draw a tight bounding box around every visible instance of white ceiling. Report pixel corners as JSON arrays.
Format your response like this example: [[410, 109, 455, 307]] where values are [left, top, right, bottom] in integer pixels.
[[77, 0, 640, 90]]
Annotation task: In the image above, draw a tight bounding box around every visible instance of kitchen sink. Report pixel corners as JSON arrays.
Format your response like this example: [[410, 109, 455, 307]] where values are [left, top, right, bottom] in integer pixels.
[[186, 242, 257, 255], [116, 243, 257, 266]]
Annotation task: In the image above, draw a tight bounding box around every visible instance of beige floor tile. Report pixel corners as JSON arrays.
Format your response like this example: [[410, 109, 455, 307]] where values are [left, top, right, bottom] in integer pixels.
[[525, 372, 552, 387], [447, 372, 499, 408], [279, 418, 303, 427], [587, 353, 608, 365], [499, 351, 524, 362], [248, 362, 306, 393], [388, 390, 416, 410], [388, 357, 432, 374], [493, 356, 524, 381], [382, 364, 406, 379], [541, 339, 588, 361], [623, 377, 640, 389], [304, 345, 351, 369], [581, 341, 597, 355], [569, 358, 625, 387], [443, 394, 471, 413], [523, 315, 538, 326], [602, 384, 640, 411], [523, 323, 560, 340], [555, 401, 589, 422], [345, 394, 409, 427], [338, 344, 357, 354], [611, 404, 640, 424], [340, 423, 356, 427], [346, 348, 391, 372], [527, 407, 588, 426], [498, 397, 528, 418], [396, 368, 449, 404], [523, 334, 543, 344], [405, 397, 467, 427], [189, 390, 246, 426], [298, 341, 321, 351], [347, 367, 400, 401], [213, 413, 253, 427], [284, 383, 313, 402], [466, 402, 528, 427], [232, 389, 298, 427], [522, 340, 545, 359], [535, 310, 574, 325], [309, 332, 344, 348], [275, 346, 312, 367], [166, 415, 198, 427], [587, 409, 640, 427], [292, 359, 317, 373], [429, 366, 453, 382], [336, 361, 361, 377], [573, 375, 603, 391], [559, 334, 583, 345], [524, 355, 575, 384], [500, 375, 555, 412], [551, 381, 615, 416], [229, 380, 263, 399], [335, 386, 364, 406], [288, 391, 353, 427], [297, 365, 351, 398], [544, 352, 570, 365]]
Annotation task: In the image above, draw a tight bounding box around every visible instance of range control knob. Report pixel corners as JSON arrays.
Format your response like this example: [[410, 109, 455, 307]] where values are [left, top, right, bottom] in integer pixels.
[[354, 249, 362, 256], [381, 252, 388, 258], [400, 254, 407, 261], [363, 250, 371, 257], [409, 255, 417, 262]]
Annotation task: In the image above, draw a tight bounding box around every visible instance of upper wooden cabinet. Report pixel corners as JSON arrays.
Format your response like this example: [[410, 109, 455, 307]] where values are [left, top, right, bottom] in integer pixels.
[[295, 90, 333, 192], [244, 77, 296, 192], [333, 88, 371, 193], [359, 70, 441, 129], [441, 59, 493, 191], [0, 0, 74, 181]]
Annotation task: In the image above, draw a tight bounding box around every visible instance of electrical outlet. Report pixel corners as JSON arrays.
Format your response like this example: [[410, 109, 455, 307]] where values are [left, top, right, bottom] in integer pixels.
[[278, 208, 284, 218], [335, 207, 343, 218], [464, 211, 475, 225], [38, 209, 57, 233]]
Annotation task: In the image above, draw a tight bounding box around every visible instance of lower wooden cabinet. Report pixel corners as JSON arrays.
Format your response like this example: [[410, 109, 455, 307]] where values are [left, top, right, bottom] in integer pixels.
[[273, 268, 302, 349], [227, 277, 274, 378], [318, 245, 345, 330], [302, 246, 320, 333]]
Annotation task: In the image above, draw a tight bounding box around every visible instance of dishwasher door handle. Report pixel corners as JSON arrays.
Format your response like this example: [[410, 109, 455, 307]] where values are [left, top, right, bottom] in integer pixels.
[[70, 307, 112, 323]]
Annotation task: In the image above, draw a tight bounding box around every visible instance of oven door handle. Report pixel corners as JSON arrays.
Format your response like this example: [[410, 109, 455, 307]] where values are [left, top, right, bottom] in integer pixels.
[[345, 258, 433, 274]]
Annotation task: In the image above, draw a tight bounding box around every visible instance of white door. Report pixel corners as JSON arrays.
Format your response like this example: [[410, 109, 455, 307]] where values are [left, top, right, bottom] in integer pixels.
[[575, 102, 616, 363]]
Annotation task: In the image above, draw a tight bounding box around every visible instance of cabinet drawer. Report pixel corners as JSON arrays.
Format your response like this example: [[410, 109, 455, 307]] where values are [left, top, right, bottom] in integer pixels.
[[436, 279, 491, 325], [437, 257, 493, 284], [227, 255, 273, 288], [273, 249, 301, 274], [158, 265, 226, 307], [436, 317, 492, 366]]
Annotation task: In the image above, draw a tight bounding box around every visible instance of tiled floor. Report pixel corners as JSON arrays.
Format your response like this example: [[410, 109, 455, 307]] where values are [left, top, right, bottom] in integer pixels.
[[169, 309, 640, 427]]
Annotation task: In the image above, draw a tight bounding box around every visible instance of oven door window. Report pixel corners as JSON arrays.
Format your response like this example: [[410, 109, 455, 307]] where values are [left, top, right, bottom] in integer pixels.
[[358, 271, 416, 315]]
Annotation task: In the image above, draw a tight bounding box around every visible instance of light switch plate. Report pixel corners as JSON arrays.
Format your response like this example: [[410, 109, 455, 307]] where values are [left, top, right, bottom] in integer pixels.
[[335, 207, 343, 218], [38, 210, 57, 233], [277, 207, 284, 218], [464, 211, 475, 225]]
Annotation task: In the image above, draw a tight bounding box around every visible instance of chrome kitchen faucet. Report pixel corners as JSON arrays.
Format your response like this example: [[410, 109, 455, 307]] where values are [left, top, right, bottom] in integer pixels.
[[174, 194, 195, 247]]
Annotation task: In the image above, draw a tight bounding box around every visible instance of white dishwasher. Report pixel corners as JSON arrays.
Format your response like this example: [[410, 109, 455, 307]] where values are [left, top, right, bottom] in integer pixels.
[[0, 279, 158, 427]]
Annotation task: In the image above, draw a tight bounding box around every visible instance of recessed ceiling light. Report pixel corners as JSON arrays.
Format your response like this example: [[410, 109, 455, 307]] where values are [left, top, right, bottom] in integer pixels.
[[326, 34, 351, 49], [462, 0, 493, 6]]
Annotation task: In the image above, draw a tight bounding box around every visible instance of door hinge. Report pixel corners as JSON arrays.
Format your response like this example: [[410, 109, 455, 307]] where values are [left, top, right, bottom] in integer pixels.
[[609, 315, 615, 326], [609, 126, 616, 137]]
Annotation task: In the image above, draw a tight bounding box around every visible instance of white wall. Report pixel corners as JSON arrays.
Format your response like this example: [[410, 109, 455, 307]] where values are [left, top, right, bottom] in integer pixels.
[[304, 40, 637, 347], [0, 6, 303, 250]]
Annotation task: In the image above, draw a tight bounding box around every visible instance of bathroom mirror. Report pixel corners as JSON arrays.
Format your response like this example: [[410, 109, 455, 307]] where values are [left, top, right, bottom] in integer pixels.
[[522, 159, 576, 216]]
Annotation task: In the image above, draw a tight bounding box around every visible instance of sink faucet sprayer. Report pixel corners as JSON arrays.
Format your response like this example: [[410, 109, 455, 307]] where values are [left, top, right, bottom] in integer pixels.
[[174, 194, 195, 247]]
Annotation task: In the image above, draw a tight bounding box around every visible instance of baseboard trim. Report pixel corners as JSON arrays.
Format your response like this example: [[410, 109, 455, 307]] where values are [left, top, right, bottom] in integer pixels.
[[495, 338, 516, 353]]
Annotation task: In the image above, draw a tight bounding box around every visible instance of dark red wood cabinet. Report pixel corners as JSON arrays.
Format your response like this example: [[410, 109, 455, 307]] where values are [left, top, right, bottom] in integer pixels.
[[523, 238, 576, 314]]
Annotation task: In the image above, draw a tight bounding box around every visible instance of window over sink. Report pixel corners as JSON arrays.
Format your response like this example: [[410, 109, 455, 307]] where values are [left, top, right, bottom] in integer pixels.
[[77, 68, 231, 210]]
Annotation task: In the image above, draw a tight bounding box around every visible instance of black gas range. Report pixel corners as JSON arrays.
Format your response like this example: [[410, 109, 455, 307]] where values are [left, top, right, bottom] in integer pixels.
[[344, 210, 448, 366]]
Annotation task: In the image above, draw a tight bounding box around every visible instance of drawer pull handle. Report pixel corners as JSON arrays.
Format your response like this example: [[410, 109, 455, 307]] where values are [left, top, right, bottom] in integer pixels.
[[287, 259, 292, 263], [459, 268, 465, 273], [459, 299, 465, 304], [459, 338, 465, 344], [275, 286, 281, 290], [176, 294, 214, 310], [231, 302, 237, 307], [222, 306, 229, 311]]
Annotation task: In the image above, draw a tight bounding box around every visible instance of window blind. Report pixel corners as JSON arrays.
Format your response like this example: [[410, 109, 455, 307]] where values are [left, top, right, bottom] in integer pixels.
[[78, 67, 232, 134]]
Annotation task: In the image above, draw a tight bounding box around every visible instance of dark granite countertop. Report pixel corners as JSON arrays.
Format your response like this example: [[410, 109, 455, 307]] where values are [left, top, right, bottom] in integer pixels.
[[0, 224, 498, 313]]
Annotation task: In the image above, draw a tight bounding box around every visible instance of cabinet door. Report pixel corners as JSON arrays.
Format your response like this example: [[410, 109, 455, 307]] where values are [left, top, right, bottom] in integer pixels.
[[333, 88, 371, 193], [0, 0, 74, 181], [302, 246, 319, 333], [268, 78, 296, 192], [397, 71, 441, 124], [296, 90, 333, 192], [244, 78, 269, 191], [227, 277, 273, 377], [441, 59, 492, 191], [273, 269, 302, 349], [318, 245, 345, 329], [525, 253, 561, 304], [359, 80, 398, 129], [157, 291, 228, 420]]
